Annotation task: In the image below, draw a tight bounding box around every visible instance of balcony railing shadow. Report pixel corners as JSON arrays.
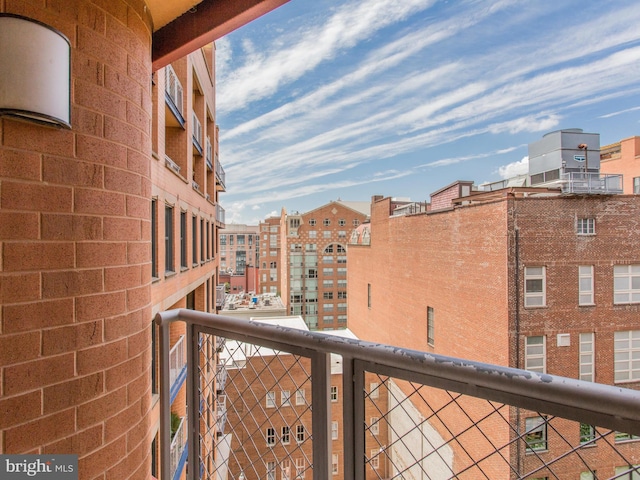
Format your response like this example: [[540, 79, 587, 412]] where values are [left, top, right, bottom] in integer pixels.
[[155, 309, 640, 480]]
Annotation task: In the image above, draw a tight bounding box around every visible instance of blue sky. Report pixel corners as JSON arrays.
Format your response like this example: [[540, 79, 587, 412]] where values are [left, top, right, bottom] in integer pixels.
[[215, 0, 640, 224]]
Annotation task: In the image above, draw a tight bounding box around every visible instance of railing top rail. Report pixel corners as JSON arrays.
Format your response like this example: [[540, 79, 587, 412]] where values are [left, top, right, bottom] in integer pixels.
[[155, 308, 640, 434]]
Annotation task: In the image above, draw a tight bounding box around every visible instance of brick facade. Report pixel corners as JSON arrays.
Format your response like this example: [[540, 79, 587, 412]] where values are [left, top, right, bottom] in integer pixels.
[[0, 1, 153, 478], [349, 192, 640, 478]]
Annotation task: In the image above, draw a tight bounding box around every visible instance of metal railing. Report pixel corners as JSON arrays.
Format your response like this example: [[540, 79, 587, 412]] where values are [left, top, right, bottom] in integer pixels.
[[216, 203, 225, 226], [215, 156, 226, 190], [165, 65, 183, 117], [561, 172, 623, 195], [169, 335, 185, 388], [155, 309, 640, 480], [206, 137, 213, 171], [170, 414, 187, 479], [192, 112, 202, 152]]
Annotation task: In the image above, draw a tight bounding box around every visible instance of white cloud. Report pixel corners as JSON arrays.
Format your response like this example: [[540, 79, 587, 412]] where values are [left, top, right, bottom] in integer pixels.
[[498, 156, 529, 179], [217, 0, 437, 113]]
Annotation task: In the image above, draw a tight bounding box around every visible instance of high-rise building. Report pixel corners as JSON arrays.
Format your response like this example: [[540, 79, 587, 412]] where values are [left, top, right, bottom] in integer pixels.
[[278, 202, 370, 331], [348, 131, 640, 478], [258, 216, 283, 296]]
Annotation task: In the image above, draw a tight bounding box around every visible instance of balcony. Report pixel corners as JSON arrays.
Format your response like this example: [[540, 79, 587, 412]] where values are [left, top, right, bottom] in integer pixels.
[[164, 64, 184, 127], [192, 112, 203, 155], [215, 155, 226, 192], [560, 172, 623, 195], [216, 203, 225, 227], [156, 309, 640, 480], [169, 335, 186, 403], [170, 414, 188, 480], [206, 137, 213, 171]]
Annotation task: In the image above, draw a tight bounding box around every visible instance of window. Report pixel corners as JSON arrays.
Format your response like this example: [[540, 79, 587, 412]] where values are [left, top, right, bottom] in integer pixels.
[[323, 292, 334, 300], [323, 267, 334, 276], [323, 280, 334, 288], [206, 221, 210, 259], [338, 230, 346, 238], [308, 230, 317, 238], [634, 177, 640, 194], [367, 283, 371, 308], [266, 427, 276, 446], [337, 255, 346, 264], [614, 265, 640, 304], [324, 303, 334, 311], [331, 421, 338, 440], [332, 454, 338, 475], [337, 291, 347, 299], [615, 432, 640, 443], [337, 267, 347, 276], [614, 330, 640, 383], [289, 218, 300, 229], [281, 390, 291, 407], [323, 230, 331, 238], [323, 218, 331, 226], [322, 256, 333, 264], [151, 199, 157, 278], [281, 426, 290, 444], [295, 389, 305, 406], [370, 450, 379, 469], [266, 391, 276, 408], [370, 417, 379, 435], [369, 382, 379, 399], [281, 460, 291, 480], [525, 416, 547, 451], [192, 216, 197, 265], [580, 423, 596, 445], [338, 219, 346, 226], [309, 219, 316, 226], [200, 218, 205, 263], [427, 306, 434, 346], [267, 461, 276, 480], [579, 332, 594, 381], [577, 217, 595, 235], [337, 315, 347, 324], [524, 266, 546, 307], [180, 211, 187, 269], [580, 472, 596, 480], [164, 205, 174, 273], [330, 386, 338, 402], [614, 465, 640, 479], [296, 424, 305, 443], [353, 219, 360, 226], [338, 279, 347, 288], [579, 265, 594, 305], [525, 336, 545, 373], [295, 458, 305, 479]]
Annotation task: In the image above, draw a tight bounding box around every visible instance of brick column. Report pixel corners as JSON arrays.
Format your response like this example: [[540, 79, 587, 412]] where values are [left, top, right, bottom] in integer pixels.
[[0, 1, 153, 479]]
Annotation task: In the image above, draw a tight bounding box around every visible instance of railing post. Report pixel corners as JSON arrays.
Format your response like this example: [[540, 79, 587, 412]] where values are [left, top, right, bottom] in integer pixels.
[[352, 359, 366, 480], [186, 322, 199, 480], [158, 319, 171, 480], [342, 356, 356, 480], [311, 351, 331, 480]]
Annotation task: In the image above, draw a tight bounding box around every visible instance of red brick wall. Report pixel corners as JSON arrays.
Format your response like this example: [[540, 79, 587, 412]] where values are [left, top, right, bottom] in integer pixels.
[[349, 196, 510, 365], [0, 1, 153, 478]]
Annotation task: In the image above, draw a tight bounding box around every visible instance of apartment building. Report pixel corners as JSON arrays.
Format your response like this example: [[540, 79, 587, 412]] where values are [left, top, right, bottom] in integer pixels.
[[279, 202, 369, 331], [220, 224, 260, 276], [215, 316, 390, 480], [600, 135, 640, 194], [348, 131, 640, 478], [258, 215, 283, 296], [0, 1, 288, 479], [149, 43, 226, 478]]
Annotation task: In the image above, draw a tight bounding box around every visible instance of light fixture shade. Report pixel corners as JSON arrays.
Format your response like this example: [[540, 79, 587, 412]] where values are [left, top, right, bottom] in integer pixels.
[[0, 14, 71, 128]]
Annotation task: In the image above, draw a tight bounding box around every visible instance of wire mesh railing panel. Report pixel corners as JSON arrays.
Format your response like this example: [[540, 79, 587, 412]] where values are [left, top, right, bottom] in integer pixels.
[[200, 333, 314, 480], [361, 373, 640, 480]]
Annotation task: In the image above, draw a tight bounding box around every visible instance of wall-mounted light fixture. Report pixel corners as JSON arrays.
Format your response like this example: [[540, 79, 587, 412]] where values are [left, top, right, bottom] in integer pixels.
[[0, 14, 71, 128]]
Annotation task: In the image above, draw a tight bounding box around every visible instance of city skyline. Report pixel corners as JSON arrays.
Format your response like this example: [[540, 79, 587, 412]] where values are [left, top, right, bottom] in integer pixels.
[[216, 0, 640, 224]]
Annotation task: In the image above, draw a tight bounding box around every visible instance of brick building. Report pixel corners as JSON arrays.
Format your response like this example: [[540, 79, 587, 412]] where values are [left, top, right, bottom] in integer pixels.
[[258, 215, 283, 296], [218, 316, 390, 480], [348, 145, 640, 476], [0, 1, 288, 479], [278, 201, 369, 331], [600, 135, 640, 194]]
